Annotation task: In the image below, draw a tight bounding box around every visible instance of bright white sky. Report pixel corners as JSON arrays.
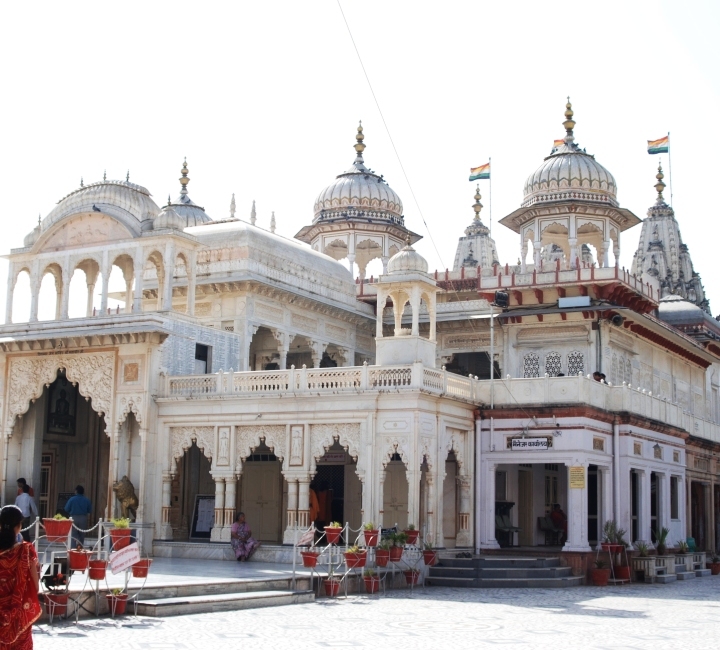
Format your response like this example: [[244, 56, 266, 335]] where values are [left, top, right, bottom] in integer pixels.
[[1, 0, 718, 321]]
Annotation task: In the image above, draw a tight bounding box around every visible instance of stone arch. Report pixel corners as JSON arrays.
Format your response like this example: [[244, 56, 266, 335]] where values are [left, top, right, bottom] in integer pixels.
[[38, 262, 64, 321], [145, 249, 165, 309], [309, 423, 361, 472], [443, 428, 468, 474], [116, 394, 145, 427], [6, 352, 115, 434], [380, 435, 410, 468], [323, 238, 349, 262], [170, 425, 215, 475], [235, 425, 286, 473], [11, 268, 31, 323]]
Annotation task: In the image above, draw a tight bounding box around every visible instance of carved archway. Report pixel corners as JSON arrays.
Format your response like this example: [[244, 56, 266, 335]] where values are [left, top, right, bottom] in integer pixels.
[[6, 352, 115, 434], [234, 425, 286, 473], [309, 423, 361, 472], [170, 426, 215, 475]]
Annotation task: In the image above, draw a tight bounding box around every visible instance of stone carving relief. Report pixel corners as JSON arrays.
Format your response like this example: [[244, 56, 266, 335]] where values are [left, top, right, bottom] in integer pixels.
[[325, 324, 347, 341], [41, 215, 131, 251], [6, 352, 115, 433], [310, 423, 361, 465], [194, 303, 212, 317], [419, 436, 436, 471], [170, 426, 215, 473], [291, 313, 318, 334], [255, 302, 284, 323], [235, 425, 286, 472], [289, 424, 304, 466], [217, 426, 230, 465], [117, 394, 145, 426], [381, 435, 409, 466], [444, 427, 468, 472]]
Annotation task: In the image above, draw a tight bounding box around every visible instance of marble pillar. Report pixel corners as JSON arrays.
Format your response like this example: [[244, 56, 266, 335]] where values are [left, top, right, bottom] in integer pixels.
[[564, 463, 591, 552], [210, 478, 225, 542], [159, 471, 173, 540]]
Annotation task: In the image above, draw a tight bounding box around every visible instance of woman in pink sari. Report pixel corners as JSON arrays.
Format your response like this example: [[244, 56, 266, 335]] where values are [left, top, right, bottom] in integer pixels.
[[230, 512, 260, 561]]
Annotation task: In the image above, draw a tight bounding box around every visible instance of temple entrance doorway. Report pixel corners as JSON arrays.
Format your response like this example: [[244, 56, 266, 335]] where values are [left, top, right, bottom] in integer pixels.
[[442, 452, 458, 548], [383, 455, 408, 530], [240, 445, 283, 543], [312, 442, 362, 535], [172, 442, 213, 540], [691, 481, 707, 550]]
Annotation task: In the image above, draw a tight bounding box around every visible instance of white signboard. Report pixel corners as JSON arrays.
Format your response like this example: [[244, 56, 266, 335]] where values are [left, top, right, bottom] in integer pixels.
[[511, 437, 548, 451], [109, 542, 141, 574]]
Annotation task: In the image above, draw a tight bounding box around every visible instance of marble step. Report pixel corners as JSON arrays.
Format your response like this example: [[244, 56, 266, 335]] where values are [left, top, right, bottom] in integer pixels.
[[430, 566, 573, 579], [655, 574, 677, 583], [695, 569, 712, 577], [427, 576, 583, 589], [136, 589, 314, 617], [676, 571, 696, 580], [439, 556, 561, 569]]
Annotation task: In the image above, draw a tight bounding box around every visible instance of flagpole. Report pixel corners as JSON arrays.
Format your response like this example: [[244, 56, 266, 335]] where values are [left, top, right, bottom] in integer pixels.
[[489, 156, 492, 237], [667, 131, 673, 207]]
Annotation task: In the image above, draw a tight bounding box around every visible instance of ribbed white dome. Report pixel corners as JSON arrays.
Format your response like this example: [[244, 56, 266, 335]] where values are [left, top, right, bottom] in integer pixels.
[[387, 242, 428, 275], [154, 204, 185, 230], [313, 124, 403, 224]]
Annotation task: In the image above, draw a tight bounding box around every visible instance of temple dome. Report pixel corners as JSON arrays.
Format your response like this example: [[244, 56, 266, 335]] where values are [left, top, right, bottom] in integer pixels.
[[387, 240, 428, 275], [522, 100, 618, 208], [313, 124, 404, 224], [154, 204, 185, 230], [164, 159, 213, 227]]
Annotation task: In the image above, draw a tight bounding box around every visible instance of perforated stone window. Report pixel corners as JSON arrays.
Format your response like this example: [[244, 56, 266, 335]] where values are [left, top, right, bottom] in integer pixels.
[[568, 351, 585, 376], [545, 352, 562, 377], [633, 441, 642, 455], [523, 352, 540, 378]]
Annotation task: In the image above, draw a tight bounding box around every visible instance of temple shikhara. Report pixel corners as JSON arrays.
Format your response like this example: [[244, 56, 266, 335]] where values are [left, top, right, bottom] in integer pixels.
[[1, 101, 718, 565]]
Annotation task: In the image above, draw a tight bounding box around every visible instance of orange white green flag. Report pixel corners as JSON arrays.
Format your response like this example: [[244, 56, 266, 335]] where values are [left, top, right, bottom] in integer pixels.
[[647, 135, 669, 154], [469, 162, 490, 181], [553, 139, 565, 148]]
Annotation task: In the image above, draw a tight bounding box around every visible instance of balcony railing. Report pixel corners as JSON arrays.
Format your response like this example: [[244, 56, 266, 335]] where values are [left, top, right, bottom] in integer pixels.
[[158, 365, 719, 444]]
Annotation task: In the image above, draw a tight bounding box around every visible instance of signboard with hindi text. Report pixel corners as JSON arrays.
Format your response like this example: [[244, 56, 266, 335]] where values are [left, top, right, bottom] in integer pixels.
[[569, 466, 586, 489], [109, 542, 141, 574], [511, 437, 548, 451]]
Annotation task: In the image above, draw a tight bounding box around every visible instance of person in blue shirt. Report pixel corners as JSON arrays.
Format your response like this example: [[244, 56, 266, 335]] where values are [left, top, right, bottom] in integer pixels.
[[64, 486, 92, 547]]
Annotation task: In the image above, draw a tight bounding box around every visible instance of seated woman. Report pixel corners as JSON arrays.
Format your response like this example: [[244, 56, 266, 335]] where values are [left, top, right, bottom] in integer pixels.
[[230, 512, 260, 562]]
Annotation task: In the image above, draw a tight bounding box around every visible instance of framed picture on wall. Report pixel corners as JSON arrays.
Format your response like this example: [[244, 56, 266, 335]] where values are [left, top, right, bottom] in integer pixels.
[[46, 374, 77, 437], [190, 494, 215, 539]]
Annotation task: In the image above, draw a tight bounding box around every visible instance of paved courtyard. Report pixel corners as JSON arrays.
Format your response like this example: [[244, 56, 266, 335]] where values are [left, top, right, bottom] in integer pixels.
[[34, 578, 720, 649]]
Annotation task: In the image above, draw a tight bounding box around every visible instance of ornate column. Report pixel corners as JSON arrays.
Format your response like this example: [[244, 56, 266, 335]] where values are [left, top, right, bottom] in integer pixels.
[[347, 253, 356, 279], [602, 240, 611, 268], [564, 462, 591, 552], [410, 286, 421, 336], [283, 477, 299, 544], [159, 471, 174, 540], [533, 241, 542, 269], [186, 250, 197, 316], [378, 466, 387, 527], [124, 278, 133, 314], [425, 474, 436, 547], [54, 272, 62, 320], [568, 237, 578, 269], [392, 292, 405, 335], [210, 477, 225, 542], [479, 462, 500, 549], [86, 278, 96, 317], [162, 242, 175, 311], [222, 477, 236, 542], [381, 256, 389, 275], [375, 288, 386, 339], [297, 477, 311, 529], [4, 266, 15, 324], [100, 250, 110, 314], [133, 252, 144, 313], [309, 341, 327, 368], [600, 466, 613, 547], [273, 330, 292, 370], [520, 238, 528, 273], [457, 474, 472, 546]]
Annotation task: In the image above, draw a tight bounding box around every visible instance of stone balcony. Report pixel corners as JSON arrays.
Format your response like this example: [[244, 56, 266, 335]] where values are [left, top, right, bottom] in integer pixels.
[[158, 366, 720, 445]]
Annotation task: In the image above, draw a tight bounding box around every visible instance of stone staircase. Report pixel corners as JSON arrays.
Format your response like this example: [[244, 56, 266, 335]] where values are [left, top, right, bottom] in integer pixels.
[[427, 556, 583, 588]]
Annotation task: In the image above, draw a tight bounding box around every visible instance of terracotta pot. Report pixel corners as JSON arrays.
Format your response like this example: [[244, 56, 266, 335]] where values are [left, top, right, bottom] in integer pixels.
[[591, 568, 610, 586], [106, 593, 128, 615], [324, 526, 342, 545], [68, 549, 92, 572], [300, 551, 320, 568], [403, 570, 420, 585], [43, 593, 69, 617], [375, 549, 390, 567], [110, 528, 132, 550], [404, 530, 420, 545], [88, 559, 107, 581], [600, 543, 623, 554], [323, 579, 341, 597], [43, 519, 72, 543], [363, 576, 381, 594], [131, 559, 152, 578], [363, 530, 379, 547], [615, 566, 631, 581], [344, 551, 367, 569], [707, 562, 720, 576], [423, 550, 438, 566], [389, 545, 403, 562], [656, 545, 666, 556]]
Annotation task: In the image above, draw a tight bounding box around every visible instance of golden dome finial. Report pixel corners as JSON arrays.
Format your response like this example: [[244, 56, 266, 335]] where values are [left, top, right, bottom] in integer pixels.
[[354, 121, 366, 159], [654, 162, 666, 199], [473, 184, 483, 219], [563, 96, 576, 141], [180, 157, 189, 194]]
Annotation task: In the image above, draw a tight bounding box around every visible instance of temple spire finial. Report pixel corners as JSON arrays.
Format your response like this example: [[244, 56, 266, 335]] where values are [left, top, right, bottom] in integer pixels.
[[103, 170, 107, 182], [80, 177, 84, 187], [180, 158, 189, 195], [250, 200, 256, 226], [563, 97, 576, 144], [473, 184, 483, 220], [270, 211, 276, 234], [126, 170, 130, 182], [230, 193, 236, 218], [354, 121, 366, 164], [654, 162, 666, 202]]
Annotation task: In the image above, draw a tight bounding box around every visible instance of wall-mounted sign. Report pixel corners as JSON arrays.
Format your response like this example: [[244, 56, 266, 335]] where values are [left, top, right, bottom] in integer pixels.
[[319, 452, 347, 463], [569, 466, 586, 489], [511, 437, 548, 451]]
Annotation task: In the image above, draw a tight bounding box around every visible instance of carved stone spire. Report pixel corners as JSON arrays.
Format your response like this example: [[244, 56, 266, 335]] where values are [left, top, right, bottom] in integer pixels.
[[270, 211, 276, 234], [230, 193, 236, 219], [453, 185, 499, 270], [179, 158, 189, 196], [250, 200, 256, 226]]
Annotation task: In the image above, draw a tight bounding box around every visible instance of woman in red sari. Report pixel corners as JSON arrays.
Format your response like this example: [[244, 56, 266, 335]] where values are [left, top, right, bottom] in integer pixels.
[[0, 505, 40, 650]]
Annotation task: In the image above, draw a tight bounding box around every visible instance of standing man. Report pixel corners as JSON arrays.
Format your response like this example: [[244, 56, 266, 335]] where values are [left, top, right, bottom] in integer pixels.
[[64, 485, 92, 547], [16, 478, 34, 498], [15, 484, 38, 542]]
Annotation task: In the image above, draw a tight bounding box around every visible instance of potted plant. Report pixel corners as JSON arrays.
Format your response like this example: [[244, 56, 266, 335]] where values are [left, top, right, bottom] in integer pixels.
[[363, 522, 379, 547], [323, 566, 341, 597], [300, 549, 320, 568], [363, 568, 381, 594], [590, 559, 610, 586], [43, 514, 73, 543], [675, 540, 689, 554], [404, 524, 419, 545], [110, 517, 132, 550], [106, 588, 129, 615], [614, 530, 630, 580], [707, 551, 720, 576], [375, 539, 391, 567], [389, 532, 406, 562], [422, 542, 438, 566], [324, 522, 343, 545], [632, 542, 650, 582], [403, 568, 421, 585], [654, 527, 669, 556], [42, 571, 69, 617], [131, 558, 153, 578], [600, 520, 624, 554], [68, 545, 92, 572], [88, 558, 108, 581], [344, 545, 367, 569]]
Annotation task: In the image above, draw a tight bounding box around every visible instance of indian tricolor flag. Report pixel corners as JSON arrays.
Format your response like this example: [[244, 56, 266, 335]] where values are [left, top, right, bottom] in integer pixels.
[[553, 139, 565, 148], [647, 135, 669, 155], [469, 162, 490, 181]]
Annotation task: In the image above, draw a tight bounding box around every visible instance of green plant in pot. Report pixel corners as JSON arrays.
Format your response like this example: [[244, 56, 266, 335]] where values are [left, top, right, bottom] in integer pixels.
[[363, 522, 379, 546], [635, 541, 649, 558], [363, 567, 381, 594], [109, 517, 132, 550], [388, 532, 406, 561], [707, 551, 720, 576], [654, 527, 669, 555], [675, 540, 689, 555], [591, 559, 610, 586]]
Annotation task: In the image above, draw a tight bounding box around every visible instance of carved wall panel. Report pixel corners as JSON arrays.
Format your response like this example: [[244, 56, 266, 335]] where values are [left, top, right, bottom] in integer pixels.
[[310, 423, 361, 465], [170, 426, 215, 473], [117, 394, 145, 426], [235, 425, 286, 471], [6, 352, 115, 433]]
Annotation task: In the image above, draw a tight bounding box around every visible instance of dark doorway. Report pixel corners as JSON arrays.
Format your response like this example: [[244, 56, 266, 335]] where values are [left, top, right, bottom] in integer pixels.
[[631, 470, 639, 542], [445, 352, 500, 379], [587, 465, 599, 545], [650, 472, 659, 539]]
